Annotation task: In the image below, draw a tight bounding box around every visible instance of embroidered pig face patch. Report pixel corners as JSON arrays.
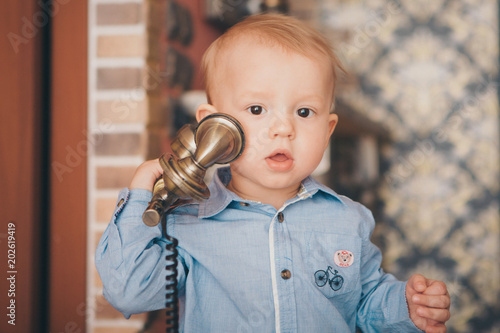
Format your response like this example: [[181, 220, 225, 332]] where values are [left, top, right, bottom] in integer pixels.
[[334, 250, 354, 268]]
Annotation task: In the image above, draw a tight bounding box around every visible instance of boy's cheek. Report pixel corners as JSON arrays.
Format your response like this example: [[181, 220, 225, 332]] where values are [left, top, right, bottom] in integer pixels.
[[229, 159, 253, 176], [238, 146, 260, 164], [243, 134, 268, 156]]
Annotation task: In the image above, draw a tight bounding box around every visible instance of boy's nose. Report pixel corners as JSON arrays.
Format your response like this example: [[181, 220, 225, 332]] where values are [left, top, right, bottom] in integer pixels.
[[269, 115, 295, 139]]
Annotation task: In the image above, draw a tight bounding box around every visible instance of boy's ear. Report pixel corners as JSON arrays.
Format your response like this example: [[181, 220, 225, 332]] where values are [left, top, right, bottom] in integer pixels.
[[325, 113, 338, 148], [328, 113, 338, 136], [195, 103, 218, 123]]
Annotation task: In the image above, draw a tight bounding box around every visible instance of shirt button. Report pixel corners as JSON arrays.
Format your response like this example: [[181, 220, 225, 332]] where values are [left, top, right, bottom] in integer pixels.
[[117, 198, 124, 207], [277, 212, 284, 223], [239, 202, 249, 207], [281, 269, 291, 280]]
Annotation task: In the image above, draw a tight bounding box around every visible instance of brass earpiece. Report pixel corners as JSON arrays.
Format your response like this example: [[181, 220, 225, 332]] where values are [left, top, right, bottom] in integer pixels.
[[142, 113, 245, 226]]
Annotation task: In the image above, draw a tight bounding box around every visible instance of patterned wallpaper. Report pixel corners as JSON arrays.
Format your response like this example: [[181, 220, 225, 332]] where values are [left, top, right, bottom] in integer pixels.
[[315, 0, 500, 332]]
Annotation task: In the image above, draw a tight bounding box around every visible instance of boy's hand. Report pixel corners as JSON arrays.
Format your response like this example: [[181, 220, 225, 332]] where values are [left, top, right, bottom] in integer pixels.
[[406, 274, 451, 333], [129, 159, 164, 191]]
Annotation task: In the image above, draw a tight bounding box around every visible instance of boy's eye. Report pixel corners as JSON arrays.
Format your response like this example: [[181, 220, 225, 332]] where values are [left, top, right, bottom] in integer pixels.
[[297, 108, 313, 118], [248, 105, 265, 115]]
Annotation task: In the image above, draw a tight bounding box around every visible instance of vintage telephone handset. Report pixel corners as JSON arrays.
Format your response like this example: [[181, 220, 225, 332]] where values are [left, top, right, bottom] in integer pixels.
[[142, 113, 245, 332]]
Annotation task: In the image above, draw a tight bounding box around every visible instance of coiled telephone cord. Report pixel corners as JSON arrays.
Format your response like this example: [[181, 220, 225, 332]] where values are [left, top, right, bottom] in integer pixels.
[[164, 232, 179, 333]]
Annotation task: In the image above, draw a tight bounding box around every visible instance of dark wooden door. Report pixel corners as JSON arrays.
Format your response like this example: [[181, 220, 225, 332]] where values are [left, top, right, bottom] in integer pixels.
[[1, 1, 87, 332]]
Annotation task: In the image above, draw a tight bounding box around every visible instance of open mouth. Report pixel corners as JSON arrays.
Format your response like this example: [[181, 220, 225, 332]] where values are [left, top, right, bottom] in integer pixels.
[[269, 153, 289, 162], [266, 150, 293, 171]]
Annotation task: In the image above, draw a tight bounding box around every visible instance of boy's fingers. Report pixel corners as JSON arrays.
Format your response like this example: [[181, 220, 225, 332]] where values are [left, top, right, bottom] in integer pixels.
[[417, 306, 451, 323], [424, 280, 448, 296], [129, 159, 164, 190], [412, 294, 451, 309], [410, 274, 428, 292]]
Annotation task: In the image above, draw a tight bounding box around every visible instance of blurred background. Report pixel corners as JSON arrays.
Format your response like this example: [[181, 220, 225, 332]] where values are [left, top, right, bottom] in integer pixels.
[[2, 0, 499, 332]]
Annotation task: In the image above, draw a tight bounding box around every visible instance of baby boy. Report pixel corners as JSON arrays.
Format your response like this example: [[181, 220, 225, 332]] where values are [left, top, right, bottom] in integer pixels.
[[96, 13, 450, 332]]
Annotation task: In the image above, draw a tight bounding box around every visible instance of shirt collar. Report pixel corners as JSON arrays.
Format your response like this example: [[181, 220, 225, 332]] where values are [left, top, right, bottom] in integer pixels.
[[198, 166, 344, 218]]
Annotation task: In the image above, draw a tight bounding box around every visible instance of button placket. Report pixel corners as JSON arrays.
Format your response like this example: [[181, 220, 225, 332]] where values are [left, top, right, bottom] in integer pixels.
[[272, 206, 297, 332], [277, 213, 291, 280]]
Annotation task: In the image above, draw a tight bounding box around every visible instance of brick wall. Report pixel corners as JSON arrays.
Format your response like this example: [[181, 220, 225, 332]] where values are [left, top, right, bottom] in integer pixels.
[[88, 0, 150, 331]]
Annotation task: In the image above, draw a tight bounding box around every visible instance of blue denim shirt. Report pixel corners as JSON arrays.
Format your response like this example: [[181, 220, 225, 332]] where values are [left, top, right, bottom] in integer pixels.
[[95, 167, 420, 332]]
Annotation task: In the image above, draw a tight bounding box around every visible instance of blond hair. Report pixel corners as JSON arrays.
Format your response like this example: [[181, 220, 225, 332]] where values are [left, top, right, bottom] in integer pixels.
[[201, 13, 345, 108]]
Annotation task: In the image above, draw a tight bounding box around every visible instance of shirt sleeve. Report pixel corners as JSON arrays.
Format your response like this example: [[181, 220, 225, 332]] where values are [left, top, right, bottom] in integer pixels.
[[95, 188, 179, 318], [355, 206, 423, 332]]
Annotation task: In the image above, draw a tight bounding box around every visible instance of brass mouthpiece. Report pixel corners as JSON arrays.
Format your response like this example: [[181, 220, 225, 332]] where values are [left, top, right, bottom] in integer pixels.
[[142, 114, 245, 226]]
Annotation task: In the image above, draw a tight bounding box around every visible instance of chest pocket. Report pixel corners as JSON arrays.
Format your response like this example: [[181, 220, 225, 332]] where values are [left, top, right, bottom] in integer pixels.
[[306, 232, 361, 298]]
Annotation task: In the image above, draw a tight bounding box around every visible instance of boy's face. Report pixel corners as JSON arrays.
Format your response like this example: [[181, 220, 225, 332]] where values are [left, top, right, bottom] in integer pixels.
[[198, 37, 338, 200]]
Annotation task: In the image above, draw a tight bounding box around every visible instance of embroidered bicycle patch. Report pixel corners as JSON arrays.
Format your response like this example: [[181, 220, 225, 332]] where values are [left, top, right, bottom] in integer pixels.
[[314, 266, 344, 291]]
